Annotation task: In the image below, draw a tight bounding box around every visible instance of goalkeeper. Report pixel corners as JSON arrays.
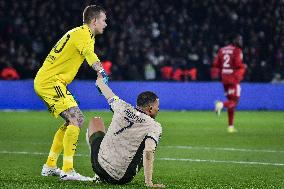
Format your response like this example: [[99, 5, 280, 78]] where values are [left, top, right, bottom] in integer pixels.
[[86, 74, 165, 188], [34, 5, 109, 181]]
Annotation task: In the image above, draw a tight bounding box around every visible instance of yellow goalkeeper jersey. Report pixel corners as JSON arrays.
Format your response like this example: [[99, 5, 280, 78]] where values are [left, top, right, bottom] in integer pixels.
[[34, 24, 100, 85]]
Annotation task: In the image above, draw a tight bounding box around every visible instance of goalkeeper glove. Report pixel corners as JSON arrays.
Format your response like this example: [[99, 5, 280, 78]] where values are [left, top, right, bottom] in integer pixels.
[[99, 69, 109, 85]]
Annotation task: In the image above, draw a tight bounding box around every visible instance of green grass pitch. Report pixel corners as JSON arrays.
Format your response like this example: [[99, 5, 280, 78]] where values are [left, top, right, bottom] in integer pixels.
[[0, 111, 284, 188]]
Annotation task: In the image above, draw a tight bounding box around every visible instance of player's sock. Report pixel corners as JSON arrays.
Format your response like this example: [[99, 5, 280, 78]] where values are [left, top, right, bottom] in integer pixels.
[[228, 107, 235, 126], [62, 125, 80, 172], [46, 124, 67, 167]]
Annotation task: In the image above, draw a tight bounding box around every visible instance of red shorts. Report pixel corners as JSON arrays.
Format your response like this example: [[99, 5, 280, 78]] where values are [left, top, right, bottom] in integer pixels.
[[223, 84, 241, 100]]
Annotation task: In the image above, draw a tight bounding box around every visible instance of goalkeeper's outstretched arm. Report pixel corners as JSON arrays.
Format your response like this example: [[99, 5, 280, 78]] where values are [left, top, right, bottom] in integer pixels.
[[143, 138, 165, 188], [92, 62, 109, 84]]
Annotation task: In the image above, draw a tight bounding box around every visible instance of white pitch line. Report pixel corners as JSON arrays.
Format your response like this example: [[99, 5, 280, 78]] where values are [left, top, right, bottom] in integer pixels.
[[158, 158, 284, 166], [1, 150, 284, 167], [162, 146, 284, 153], [1, 141, 284, 154], [0, 151, 88, 157]]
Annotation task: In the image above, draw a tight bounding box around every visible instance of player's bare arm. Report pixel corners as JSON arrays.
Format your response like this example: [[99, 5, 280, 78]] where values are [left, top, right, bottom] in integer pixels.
[[91, 61, 104, 72], [95, 74, 116, 100], [92, 62, 109, 84], [143, 138, 165, 188]]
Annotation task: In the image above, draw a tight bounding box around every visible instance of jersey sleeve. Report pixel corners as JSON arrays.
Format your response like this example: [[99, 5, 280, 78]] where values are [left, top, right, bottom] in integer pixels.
[[82, 40, 100, 66], [211, 49, 221, 79], [144, 138, 157, 151], [74, 34, 100, 66], [213, 50, 222, 68], [146, 123, 162, 147], [108, 97, 128, 112], [234, 49, 246, 81], [234, 48, 244, 68]]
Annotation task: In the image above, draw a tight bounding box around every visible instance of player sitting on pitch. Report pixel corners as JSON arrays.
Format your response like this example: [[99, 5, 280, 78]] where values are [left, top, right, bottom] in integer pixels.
[[86, 74, 165, 188]]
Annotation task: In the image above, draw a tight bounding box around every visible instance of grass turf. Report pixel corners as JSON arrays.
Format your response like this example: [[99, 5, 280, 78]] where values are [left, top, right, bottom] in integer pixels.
[[0, 111, 284, 188]]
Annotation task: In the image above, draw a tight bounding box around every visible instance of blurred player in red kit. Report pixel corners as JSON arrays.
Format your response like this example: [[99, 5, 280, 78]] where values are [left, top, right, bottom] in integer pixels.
[[211, 34, 246, 133]]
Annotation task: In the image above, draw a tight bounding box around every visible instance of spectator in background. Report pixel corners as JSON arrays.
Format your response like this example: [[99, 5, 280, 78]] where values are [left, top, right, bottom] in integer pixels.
[[160, 65, 173, 81], [0, 63, 20, 80], [144, 62, 156, 81], [1, 0, 283, 82], [102, 60, 112, 75], [272, 48, 284, 83], [211, 34, 246, 133]]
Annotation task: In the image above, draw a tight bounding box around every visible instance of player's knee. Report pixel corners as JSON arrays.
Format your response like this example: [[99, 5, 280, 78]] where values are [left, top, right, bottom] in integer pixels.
[[89, 117, 105, 133], [228, 99, 238, 109], [91, 117, 103, 125], [68, 112, 84, 128], [77, 113, 85, 128], [232, 98, 239, 106], [228, 96, 239, 105], [60, 107, 85, 127]]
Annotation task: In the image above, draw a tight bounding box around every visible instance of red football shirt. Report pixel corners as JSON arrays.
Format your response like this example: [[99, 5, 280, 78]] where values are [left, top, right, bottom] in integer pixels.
[[212, 44, 246, 84]]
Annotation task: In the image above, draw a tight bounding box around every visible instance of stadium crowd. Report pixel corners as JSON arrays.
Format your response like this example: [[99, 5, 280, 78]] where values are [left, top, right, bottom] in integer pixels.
[[0, 0, 283, 82]]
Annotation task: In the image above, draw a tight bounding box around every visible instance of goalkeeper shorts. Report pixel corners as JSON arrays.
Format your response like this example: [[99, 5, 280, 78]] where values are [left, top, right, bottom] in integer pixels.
[[34, 81, 78, 118]]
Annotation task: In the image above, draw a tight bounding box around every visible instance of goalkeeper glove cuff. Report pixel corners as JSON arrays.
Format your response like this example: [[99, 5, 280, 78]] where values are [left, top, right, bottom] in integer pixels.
[[99, 69, 109, 85]]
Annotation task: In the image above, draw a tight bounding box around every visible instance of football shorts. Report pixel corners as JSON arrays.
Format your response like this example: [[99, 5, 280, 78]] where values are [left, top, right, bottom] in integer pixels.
[[34, 81, 78, 118], [90, 131, 142, 184], [89, 131, 116, 183], [223, 84, 241, 99]]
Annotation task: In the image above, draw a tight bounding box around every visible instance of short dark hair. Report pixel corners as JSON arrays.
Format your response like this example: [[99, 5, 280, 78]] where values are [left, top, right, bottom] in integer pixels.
[[83, 5, 106, 24], [137, 91, 158, 107], [228, 33, 241, 43]]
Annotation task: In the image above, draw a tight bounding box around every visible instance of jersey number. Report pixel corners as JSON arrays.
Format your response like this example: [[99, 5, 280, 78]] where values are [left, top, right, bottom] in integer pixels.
[[223, 54, 230, 68], [114, 117, 134, 135], [53, 34, 70, 53]]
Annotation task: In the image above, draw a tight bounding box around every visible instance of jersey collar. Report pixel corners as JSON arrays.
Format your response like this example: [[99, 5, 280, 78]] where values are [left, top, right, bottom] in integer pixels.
[[135, 107, 147, 115], [82, 24, 94, 39]]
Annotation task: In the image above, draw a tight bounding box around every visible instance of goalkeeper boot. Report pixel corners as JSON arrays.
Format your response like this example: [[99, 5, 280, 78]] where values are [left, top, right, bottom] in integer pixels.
[[227, 126, 238, 133], [215, 101, 224, 116], [60, 169, 93, 181], [41, 164, 61, 176]]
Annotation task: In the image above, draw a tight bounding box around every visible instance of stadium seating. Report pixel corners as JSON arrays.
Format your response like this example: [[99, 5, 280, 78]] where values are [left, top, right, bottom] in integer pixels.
[[0, 0, 283, 82]]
